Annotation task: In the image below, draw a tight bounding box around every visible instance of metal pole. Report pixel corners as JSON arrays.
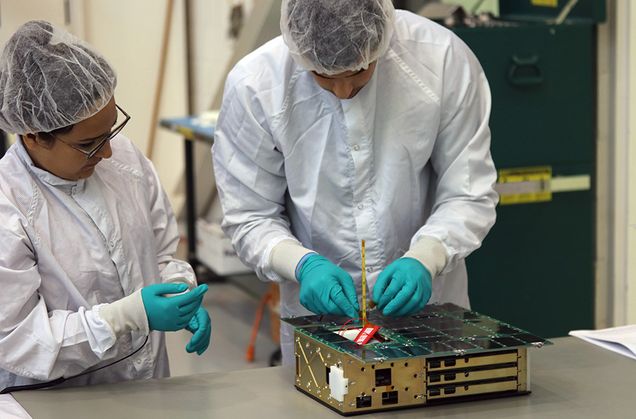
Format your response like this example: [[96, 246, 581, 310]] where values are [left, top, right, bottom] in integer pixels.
[[183, 0, 198, 267], [0, 131, 7, 159]]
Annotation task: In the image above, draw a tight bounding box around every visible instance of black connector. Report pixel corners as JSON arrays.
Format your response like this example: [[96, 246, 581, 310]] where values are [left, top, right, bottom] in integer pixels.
[[375, 368, 392, 386], [356, 395, 372, 408], [381, 391, 398, 405]]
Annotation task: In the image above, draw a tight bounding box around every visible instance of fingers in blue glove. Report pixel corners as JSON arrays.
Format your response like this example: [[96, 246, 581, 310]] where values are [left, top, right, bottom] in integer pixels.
[[327, 286, 359, 319], [186, 308, 211, 355], [372, 264, 397, 307], [335, 274, 360, 315], [297, 254, 359, 318], [384, 279, 425, 316], [392, 291, 426, 317], [373, 258, 432, 317], [381, 273, 418, 316], [178, 296, 204, 317], [142, 283, 209, 332], [170, 284, 208, 307], [147, 282, 189, 296]]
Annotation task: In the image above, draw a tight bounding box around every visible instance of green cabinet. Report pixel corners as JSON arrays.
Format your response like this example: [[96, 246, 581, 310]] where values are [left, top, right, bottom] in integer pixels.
[[449, 1, 604, 337]]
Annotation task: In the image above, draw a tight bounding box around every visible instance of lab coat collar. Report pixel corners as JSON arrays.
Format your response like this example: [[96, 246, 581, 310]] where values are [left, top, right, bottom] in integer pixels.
[[15, 139, 86, 191]]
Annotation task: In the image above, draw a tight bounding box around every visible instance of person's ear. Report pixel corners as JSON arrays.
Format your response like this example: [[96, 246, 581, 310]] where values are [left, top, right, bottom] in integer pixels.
[[21, 133, 39, 151]]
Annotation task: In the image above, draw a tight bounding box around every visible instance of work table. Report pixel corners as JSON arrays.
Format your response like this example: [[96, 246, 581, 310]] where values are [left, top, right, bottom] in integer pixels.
[[13, 337, 634, 418]]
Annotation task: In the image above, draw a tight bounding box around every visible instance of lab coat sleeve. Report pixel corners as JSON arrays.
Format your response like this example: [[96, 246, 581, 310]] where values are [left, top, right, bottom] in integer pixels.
[[141, 152, 197, 289], [411, 35, 498, 275], [0, 226, 120, 381], [212, 74, 301, 283]]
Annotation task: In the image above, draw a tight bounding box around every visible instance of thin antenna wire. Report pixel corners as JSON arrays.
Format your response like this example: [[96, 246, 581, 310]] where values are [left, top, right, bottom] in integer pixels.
[[361, 240, 367, 325]]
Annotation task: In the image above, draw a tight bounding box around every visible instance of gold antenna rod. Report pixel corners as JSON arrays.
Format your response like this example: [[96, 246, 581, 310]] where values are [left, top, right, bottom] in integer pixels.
[[361, 240, 367, 325]]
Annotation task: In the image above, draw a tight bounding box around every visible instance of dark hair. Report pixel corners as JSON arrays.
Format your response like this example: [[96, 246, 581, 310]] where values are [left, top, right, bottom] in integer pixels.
[[35, 124, 74, 144]]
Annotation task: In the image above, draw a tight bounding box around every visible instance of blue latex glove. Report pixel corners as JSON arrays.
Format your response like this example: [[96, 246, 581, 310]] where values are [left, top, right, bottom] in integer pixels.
[[141, 283, 208, 331], [297, 254, 360, 318], [372, 258, 432, 317], [185, 307, 212, 355]]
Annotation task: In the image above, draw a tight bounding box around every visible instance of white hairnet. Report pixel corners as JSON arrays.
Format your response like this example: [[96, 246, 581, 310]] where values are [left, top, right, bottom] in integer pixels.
[[0, 20, 117, 135], [281, 0, 395, 76]]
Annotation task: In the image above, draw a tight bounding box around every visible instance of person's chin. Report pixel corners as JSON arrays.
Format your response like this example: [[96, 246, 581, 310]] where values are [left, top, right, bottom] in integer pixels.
[[78, 164, 98, 178]]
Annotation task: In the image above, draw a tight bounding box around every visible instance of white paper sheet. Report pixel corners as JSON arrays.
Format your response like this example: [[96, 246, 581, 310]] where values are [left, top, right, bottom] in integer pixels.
[[0, 394, 32, 419], [569, 324, 636, 360]]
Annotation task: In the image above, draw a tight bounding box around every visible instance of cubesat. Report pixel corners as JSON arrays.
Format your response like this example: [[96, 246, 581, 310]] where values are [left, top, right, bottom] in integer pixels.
[[283, 303, 550, 415]]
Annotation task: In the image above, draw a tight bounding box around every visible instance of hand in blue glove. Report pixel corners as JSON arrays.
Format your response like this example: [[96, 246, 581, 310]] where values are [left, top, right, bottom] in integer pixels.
[[372, 258, 432, 317], [185, 307, 211, 355], [141, 283, 208, 331], [297, 254, 360, 318]]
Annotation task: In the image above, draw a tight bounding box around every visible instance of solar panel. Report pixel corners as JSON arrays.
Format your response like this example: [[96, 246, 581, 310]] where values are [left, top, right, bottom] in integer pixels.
[[283, 303, 551, 362]]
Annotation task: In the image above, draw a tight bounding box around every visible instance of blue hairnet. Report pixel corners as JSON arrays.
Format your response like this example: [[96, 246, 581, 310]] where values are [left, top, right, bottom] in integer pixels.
[[281, 0, 395, 76], [0, 20, 117, 135]]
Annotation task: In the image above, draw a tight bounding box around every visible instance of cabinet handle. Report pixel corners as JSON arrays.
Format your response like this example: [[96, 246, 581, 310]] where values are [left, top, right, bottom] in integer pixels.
[[508, 55, 544, 87]]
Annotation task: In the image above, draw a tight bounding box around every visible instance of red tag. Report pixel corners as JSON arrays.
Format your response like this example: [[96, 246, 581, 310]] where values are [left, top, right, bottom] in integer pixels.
[[354, 324, 380, 345]]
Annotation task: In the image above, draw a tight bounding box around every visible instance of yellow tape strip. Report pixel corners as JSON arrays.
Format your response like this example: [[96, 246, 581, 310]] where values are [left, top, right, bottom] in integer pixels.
[[532, 0, 558, 7], [497, 166, 552, 205]]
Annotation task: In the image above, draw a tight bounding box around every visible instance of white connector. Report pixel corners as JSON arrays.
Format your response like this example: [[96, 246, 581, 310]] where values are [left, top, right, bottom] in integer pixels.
[[328, 365, 349, 402]]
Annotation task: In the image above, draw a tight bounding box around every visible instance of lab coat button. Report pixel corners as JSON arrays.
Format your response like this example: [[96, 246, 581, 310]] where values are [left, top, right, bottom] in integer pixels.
[[353, 144, 360, 151], [357, 204, 364, 210]]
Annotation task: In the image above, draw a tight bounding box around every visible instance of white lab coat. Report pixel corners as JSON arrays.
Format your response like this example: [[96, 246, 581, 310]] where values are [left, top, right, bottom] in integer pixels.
[[213, 11, 498, 364], [0, 136, 196, 389]]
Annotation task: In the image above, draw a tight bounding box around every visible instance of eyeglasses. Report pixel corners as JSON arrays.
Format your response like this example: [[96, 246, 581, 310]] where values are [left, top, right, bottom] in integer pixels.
[[53, 104, 131, 159]]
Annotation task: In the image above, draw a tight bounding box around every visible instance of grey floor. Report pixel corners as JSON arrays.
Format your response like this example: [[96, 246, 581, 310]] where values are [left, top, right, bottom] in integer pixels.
[[165, 276, 279, 376]]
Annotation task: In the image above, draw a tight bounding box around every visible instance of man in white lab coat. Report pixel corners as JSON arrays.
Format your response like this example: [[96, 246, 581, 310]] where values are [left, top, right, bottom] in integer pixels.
[[0, 21, 211, 391], [213, 0, 498, 364]]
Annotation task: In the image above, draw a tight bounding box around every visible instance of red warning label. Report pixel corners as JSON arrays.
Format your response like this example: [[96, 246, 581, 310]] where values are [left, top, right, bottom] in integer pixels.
[[354, 324, 380, 345]]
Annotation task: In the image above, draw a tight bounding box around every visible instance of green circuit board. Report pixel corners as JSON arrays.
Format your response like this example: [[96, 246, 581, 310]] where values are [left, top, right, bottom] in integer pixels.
[[283, 303, 551, 362]]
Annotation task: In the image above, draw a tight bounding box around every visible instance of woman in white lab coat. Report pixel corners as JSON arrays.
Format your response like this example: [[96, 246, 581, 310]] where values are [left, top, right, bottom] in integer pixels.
[[213, 0, 498, 364], [0, 21, 211, 391]]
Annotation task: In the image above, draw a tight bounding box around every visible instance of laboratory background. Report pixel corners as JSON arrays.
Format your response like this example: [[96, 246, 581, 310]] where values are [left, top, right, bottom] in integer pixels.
[[0, 0, 635, 418]]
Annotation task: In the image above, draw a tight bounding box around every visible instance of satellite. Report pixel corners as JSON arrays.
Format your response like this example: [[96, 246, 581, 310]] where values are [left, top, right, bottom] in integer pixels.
[[283, 303, 550, 415]]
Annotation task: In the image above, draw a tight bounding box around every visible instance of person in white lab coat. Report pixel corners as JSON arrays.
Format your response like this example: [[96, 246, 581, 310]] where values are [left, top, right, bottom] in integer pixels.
[[212, 0, 498, 364], [0, 21, 211, 391]]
